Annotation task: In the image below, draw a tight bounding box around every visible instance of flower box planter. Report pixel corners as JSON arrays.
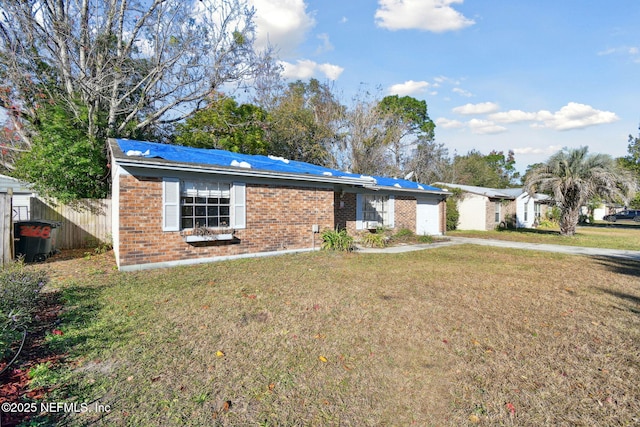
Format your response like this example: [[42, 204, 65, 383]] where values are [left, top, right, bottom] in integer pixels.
[[183, 233, 235, 243]]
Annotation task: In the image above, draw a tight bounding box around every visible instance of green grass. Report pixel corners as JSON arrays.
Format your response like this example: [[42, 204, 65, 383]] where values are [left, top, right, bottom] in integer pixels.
[[450, 223, 640, 251], [25, 244, 640, 426]]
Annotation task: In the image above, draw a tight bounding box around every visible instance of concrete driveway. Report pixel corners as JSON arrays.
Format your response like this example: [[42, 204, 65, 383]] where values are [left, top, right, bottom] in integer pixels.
[[356, 236, 640, 261]]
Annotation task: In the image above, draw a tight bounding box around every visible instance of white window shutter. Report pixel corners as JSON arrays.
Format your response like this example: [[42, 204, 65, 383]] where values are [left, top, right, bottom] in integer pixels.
[[232, 182, 246, 229], [387, 195, 395, 228], [163, 178, 180, 231], [355, 194, 363, 230]]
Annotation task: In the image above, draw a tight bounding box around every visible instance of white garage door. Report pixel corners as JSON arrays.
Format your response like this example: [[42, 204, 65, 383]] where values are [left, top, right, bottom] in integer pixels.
[[416, 197, 441, 236]]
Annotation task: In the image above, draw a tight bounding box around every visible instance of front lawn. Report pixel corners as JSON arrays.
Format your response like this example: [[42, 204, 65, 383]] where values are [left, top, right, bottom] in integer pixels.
[[450, 224, 640, 251], [11, 246, 640, 426]]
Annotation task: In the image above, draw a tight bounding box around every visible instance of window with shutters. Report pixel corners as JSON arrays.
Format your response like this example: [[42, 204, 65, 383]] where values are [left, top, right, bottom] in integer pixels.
[[162, 178, 245, 231]]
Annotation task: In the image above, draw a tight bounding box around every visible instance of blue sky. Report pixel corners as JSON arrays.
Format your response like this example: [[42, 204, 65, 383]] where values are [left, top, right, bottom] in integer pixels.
[[248, 0, 640, 173]]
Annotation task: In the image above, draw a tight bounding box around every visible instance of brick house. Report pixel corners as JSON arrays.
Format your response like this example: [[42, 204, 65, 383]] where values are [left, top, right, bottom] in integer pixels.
[[109, 139, 449, 271], [435, 183, 551, 231]]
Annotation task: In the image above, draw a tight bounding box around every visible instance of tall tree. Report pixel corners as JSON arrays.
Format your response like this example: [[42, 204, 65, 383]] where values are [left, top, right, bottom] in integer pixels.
[[266, 79, 344, 166], [377, 95, 435, 175], [338, 90, 390, 175], [174, 94, 269, 155], [524, 146, 636, 236], [618, 126, 640, 208], [450, 150, 520, 187], [405, 139, 450, 184], [0, 0, 273, 200]]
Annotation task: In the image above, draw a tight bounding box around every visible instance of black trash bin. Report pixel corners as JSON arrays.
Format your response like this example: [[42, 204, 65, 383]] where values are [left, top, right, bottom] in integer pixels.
[[14, 220, 62, 262]]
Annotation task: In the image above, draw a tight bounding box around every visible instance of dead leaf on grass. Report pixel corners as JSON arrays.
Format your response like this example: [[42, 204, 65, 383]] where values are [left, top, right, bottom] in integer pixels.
[[505, 402, 516, 415]]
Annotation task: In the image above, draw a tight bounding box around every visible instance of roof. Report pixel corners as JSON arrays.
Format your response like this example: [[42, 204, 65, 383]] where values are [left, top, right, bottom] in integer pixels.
[[434, 183, 522, 199], [0, 174, 33, 194], [435, 182, 551, 201], [111, 139, 449, 195]]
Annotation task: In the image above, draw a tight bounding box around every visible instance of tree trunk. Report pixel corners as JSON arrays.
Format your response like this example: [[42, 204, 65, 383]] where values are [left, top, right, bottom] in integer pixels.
[[559, 207, 580, 236]]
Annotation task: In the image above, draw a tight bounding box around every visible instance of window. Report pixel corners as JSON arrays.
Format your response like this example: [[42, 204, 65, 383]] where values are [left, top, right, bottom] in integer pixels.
[[181, 181, 230, 229], [162, 178, 245, 231], [534, 203, 541, 219], [524, 201, 528, 222], [356, 194, 394, 229], [495, 201, 501, 223], [362, 195, 388, 225]]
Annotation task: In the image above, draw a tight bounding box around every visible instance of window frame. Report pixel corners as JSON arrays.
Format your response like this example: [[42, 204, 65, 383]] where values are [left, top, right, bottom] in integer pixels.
[[162, 178, 246, 232], [180, 181, 232, 230], [356, 193, 394, 229]]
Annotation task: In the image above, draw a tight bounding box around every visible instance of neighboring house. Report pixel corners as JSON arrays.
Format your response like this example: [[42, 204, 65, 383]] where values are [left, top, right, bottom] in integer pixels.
[[0, 174, 35, 221], [435, 183, 550, 231], [109, 139, 449, 271]]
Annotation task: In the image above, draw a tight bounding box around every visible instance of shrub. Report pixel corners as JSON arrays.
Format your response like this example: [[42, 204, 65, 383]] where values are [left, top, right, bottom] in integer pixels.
[[417, 234, 434, 244], [321, 229, 354, 251], [446, 197, 459, 231], [0, 262, 48, 359], [394, 228, 415, 238], [360, 232, 387, 248]]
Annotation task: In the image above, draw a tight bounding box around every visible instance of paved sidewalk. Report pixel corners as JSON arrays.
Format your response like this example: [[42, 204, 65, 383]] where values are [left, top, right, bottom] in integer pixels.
[[356, 236, 640, 260]]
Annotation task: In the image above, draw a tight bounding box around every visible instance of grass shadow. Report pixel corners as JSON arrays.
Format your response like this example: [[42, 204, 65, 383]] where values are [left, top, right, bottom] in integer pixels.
[[595, 287, 640, 316], [582, 222, 640, 230], [590, 256, 640, 278], [498, 227, 560, 236]]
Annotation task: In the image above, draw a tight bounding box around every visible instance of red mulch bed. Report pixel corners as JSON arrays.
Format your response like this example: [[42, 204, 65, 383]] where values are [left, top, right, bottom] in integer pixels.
[[0, 249, 101, 426]]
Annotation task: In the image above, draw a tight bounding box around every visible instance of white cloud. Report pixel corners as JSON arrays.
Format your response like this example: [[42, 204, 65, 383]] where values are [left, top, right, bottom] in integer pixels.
[[435, 118, 465, 129], [468, 119, 507, 135], [513, 145, 563, 155], [279, 59, 344, 80], [315, 33, 333, 54], [489, 110, 538, 123], [374, 0, 475, 33], [534, 102, 619, 131], [250, 0, 315, 55], [453, 102, 500, 115], [317, 63, 344, 80], [452, 87, 473, 97], [388, 80, 430, 96], [597, 45, 640, 63]]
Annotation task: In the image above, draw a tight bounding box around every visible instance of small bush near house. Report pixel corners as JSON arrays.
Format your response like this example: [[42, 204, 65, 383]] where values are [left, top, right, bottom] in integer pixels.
[[0, 262, 48, 359], [446, 197, 459, 231], [393, 228, 414, 238], [416, 234, 434, 244], [320, 229, 354, 251], [360, 231, 388, 248]]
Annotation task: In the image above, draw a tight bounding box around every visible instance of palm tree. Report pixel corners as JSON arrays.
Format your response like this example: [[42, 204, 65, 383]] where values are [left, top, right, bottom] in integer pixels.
[[525, 147, 637, 236]]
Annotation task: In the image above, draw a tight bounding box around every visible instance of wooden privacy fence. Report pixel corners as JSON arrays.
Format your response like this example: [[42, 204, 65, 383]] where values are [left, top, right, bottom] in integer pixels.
[[29, 198, 112, 249]]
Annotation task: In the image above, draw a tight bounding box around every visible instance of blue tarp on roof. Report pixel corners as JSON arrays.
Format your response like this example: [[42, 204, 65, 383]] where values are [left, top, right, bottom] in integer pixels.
[[116, 139, 445, 193]]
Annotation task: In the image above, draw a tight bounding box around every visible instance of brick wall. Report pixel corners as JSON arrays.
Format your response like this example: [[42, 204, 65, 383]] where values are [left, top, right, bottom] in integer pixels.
[[484, 199, 516, 230], [334, 192, 357, 232], [394, 196, 416, 231], [117, 174, 334, 268], [333, 192, 418, 233]]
